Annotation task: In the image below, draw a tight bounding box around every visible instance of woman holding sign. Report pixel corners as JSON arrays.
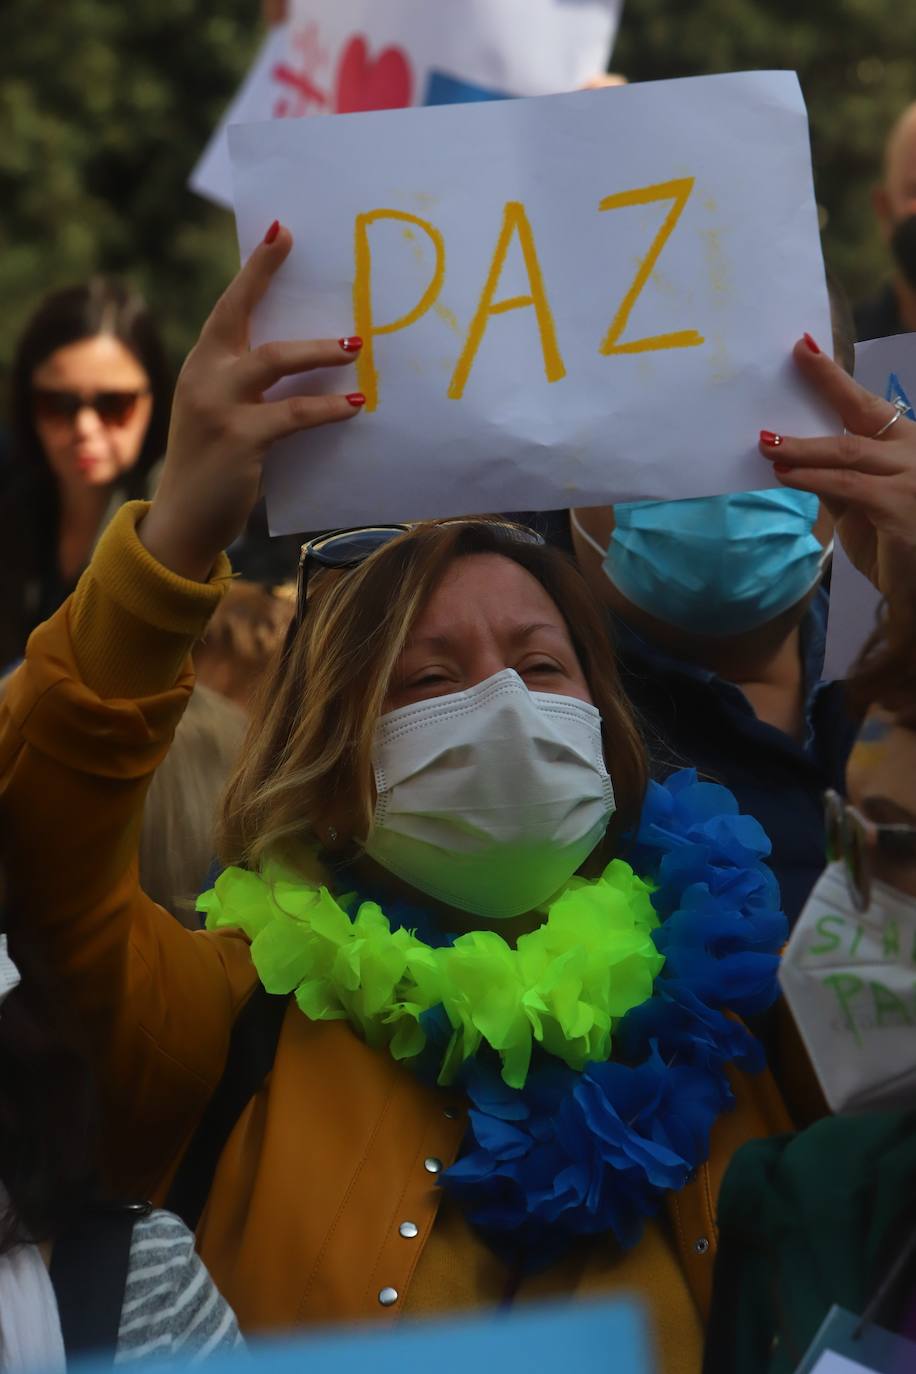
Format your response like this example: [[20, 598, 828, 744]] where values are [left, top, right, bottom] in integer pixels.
[[0, 226, 793, 1373]]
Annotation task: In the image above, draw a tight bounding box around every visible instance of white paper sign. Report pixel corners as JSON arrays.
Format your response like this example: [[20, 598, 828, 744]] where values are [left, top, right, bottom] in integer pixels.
[[780, 862, 916, 1115], [192, 26, 292, 210], [822, 538, 883, 682], [822, 334, 916, 680], [192, 0, 623, 209], [810, 1356, 875, 1374], [228, 70, 835, 534]]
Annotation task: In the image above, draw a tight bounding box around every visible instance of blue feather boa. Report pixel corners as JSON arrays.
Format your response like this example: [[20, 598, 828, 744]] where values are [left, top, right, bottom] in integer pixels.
[[346, 769, 787, 1269], [333, 769, 785, 1269], [436, 763, 791, 1264]]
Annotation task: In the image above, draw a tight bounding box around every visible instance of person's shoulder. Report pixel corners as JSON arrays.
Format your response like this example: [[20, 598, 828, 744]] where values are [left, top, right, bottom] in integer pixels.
[[721, 1111, 916, 1225], [115, 1208, 242, 1363]]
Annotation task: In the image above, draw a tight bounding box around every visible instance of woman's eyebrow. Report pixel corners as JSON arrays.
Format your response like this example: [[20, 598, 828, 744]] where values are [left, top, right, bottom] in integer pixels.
[[514, 623, 566, 641], [403, 633, 455, 654], [406, 623, 565, 654]]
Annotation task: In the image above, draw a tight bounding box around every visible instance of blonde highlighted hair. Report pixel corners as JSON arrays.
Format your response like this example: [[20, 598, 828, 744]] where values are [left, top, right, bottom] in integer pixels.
[[141, 684, 247, 924], [193, 579, 295, 713], [219, 520, 648, 872]]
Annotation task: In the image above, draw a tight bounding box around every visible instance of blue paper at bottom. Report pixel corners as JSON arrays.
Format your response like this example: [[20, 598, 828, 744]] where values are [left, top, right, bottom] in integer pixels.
[[794, 1305, 916, 1373], [76, 1297, 652, 1374]]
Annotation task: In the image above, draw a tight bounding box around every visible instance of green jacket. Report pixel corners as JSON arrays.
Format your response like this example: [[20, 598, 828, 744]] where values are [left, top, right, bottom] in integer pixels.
[[703, 1112, 916, 1373]]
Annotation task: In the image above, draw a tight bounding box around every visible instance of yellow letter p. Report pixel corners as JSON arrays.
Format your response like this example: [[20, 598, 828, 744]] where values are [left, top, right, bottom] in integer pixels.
[[352, 210, 446, 412]]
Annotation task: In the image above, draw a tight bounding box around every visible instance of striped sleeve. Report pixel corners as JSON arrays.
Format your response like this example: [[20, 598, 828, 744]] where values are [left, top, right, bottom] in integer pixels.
[[115, 1210, 244, 1363]]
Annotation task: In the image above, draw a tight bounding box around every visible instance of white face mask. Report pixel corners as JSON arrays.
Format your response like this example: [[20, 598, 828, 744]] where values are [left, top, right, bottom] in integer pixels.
[[779, 862, 916, 1113], [0, 935, 20, 1016], [364, 669, 616, 919]]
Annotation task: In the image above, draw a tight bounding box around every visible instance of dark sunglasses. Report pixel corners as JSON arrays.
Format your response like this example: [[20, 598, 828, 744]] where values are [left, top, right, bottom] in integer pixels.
[[295, 520, 545, 626], [32, 387, 149, 427], [824, 788, 916, 911]]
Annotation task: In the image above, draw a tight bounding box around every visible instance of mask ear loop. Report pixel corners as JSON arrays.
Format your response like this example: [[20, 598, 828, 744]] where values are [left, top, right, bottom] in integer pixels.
[[817, 537, 834, 581], [569, 510, 610, 560], [819, 530, 835, 562]]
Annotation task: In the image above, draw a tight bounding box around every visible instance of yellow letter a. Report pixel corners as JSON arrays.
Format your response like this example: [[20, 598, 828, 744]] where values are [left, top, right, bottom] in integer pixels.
[[448, 201, 566, 401]]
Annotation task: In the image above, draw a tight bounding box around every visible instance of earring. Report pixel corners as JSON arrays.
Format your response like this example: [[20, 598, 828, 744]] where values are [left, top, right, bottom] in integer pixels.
[[327, 826, 338, 843]]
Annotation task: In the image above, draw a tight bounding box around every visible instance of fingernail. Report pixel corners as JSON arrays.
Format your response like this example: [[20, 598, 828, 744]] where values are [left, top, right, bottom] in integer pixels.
[[774, 463, 792, 475], [760, 430, 783, 447], [346, 393, 366, 408], [339, 337, 363, 353], [803, 333, 820, 354], [263, 220, 280, 245]]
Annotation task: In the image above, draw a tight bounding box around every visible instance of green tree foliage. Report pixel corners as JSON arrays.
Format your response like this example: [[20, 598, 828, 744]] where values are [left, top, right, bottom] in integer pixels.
[[0, 0, 258, 392], [1, 0, 912, 405], [614, 0, 916, 307]]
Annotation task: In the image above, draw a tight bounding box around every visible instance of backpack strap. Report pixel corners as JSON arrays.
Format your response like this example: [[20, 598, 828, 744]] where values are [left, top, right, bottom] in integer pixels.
[[165, 984, 289, 1232], [861, 1203, 916, 1337], [50, 1201, 151, 1362]]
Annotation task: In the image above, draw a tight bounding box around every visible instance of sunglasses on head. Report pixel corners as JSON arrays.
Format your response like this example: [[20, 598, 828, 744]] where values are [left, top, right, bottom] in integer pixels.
[[295, 520, 545, 626], [32, 387, 149, 427], [824, 789, 916, 911]]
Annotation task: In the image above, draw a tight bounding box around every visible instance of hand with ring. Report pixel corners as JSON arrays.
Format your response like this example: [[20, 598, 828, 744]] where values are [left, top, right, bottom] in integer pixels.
[[759, 335, 916, 610]]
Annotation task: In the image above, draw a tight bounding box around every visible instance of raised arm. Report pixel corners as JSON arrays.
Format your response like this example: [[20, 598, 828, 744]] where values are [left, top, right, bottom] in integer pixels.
[[0, 225, 363, 1198]]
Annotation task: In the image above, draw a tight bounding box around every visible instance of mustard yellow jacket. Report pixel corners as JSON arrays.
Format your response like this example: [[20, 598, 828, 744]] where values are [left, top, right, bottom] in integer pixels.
[[0, 503, 792, 1371]]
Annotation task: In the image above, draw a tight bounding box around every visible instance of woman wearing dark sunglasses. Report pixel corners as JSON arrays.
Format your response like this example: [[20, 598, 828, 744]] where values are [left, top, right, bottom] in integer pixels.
[[0, 278, 171, 667], [0, 226, 796, 1374]]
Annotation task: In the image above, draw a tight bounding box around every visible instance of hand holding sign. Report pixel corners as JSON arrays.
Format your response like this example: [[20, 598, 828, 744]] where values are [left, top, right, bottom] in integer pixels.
[[761, 338, 916, 609], [229, 71, 835, 533], [140, 226, 363, 582]]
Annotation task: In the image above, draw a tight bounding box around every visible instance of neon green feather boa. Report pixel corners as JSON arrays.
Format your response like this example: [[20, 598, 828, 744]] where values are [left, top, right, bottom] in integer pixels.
[[198, 858, 664, 1091]]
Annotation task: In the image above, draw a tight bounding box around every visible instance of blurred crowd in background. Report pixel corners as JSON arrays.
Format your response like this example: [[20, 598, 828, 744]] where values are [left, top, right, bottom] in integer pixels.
[[2, 4, 916, 1374]]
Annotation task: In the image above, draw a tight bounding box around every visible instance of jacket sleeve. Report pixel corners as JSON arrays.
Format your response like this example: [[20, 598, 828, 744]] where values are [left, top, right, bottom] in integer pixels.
[[0, 502, 258, 1199]]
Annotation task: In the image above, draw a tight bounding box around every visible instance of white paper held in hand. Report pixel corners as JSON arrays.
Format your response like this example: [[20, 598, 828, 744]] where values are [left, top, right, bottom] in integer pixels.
[[228, 70, 837, 533]]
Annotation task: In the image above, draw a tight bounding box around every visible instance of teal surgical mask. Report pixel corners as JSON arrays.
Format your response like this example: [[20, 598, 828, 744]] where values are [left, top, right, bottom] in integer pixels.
[[571, 491, 830, 637]]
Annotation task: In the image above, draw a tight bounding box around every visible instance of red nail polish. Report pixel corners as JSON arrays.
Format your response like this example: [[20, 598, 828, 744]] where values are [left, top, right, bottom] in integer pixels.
[[346, 393, 366, 408], [803, 333, 820, 354], [263, 220, 280, 245], [339, 337, 363, 353], [774, 463, 792, 475], [760, 431, 783, 447]]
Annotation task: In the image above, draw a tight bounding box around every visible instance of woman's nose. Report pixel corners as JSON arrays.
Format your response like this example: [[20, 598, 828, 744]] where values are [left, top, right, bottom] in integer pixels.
[[464, 654, 519, 691], [73, 403, 103, 437]]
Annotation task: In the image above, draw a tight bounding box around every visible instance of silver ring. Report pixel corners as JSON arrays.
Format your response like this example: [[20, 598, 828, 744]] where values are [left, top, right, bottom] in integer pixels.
[[872, 397, 911, 438]]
